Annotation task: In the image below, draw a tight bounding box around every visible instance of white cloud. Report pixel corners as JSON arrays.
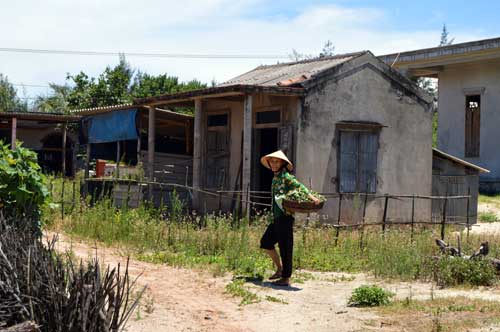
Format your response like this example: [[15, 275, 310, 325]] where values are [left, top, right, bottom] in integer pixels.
[[0, 1, 491, 102]]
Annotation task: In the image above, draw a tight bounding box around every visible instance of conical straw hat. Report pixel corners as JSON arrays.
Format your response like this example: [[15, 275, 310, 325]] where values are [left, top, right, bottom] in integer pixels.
[[260, 150, 293, 171]]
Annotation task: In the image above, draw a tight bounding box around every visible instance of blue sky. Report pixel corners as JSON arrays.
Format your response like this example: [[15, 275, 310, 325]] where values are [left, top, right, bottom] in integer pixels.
[[0, 0, 498, 104]]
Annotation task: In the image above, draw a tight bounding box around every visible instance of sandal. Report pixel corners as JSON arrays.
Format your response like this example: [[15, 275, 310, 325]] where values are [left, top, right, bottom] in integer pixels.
[[271, 278, 290, 287], [269, 271, 282, 280]]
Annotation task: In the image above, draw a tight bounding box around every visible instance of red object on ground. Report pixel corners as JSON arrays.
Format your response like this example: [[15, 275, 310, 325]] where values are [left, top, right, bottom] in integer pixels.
[[96, 159, 106, 178]]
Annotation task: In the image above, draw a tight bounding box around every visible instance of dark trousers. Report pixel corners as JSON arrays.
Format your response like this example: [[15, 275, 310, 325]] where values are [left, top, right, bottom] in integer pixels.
[[260, 215, 294, 278]]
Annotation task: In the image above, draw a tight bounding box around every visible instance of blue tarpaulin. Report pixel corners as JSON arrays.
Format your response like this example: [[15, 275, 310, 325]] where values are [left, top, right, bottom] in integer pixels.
[[88, 109, 138, 143]]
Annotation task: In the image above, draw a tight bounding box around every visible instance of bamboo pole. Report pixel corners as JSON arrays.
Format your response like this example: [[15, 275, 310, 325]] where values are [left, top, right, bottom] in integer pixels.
[[441, 192, 448, 240], [334, 193, 342, 246], [382, 194, 389, 234], [410, 194, 415, 243]]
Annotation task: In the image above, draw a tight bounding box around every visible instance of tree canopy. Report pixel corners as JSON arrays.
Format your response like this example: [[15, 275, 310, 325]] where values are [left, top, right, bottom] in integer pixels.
[[33, 55, 207, 113], [0, 74, 28, 112]]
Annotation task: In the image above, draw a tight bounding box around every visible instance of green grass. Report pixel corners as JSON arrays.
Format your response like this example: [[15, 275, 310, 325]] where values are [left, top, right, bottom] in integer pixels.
[[479, 194, 500, 208], [43, 180, 500, 286], [479, 211, 498, 223]]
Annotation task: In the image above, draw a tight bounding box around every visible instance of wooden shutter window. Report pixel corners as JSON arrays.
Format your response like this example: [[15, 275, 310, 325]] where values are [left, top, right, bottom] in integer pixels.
[[338, 129, 379, 193], [465, 95, 480, 158]]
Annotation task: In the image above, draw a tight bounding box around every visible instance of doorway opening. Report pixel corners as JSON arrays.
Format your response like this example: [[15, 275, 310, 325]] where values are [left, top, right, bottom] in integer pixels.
[[252, 128, 278, 208]]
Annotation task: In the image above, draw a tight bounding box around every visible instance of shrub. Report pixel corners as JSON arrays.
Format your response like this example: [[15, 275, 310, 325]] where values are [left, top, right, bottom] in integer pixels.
[[478, 212, 497, 223], [0, 142, 48, 234], [434, 256, 497, 287], [348, 285, 394, 307]]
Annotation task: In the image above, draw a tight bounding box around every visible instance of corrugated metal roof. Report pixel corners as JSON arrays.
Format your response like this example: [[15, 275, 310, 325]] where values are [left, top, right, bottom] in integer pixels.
[[70, 103, 137, 115], [219, 52, 366, 87], [0, 111, 80, 122]]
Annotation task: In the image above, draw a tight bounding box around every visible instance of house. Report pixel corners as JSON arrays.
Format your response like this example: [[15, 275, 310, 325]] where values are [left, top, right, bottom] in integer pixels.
[[380, 37, 500, 193], [135, 51, 438, 223], [0, 111, 80, 176]]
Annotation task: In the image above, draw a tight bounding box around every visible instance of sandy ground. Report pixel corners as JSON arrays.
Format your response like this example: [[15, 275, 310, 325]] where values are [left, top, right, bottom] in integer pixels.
[[44, 231, 500, 332], [470, 201, 500, 235]]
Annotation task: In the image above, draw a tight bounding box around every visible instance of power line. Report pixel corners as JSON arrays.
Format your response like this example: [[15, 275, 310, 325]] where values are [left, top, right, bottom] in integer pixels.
[[13, 83, 50, 88], [0, 47, 288, 59]]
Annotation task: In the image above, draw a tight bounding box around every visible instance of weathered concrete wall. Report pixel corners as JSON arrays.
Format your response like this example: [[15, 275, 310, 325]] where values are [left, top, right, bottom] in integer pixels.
[[295, 54, 434, 223], [437, 59, 500, 190]]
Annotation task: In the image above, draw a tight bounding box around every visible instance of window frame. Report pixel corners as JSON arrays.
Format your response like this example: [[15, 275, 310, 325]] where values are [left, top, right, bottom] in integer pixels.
[[253, 106, 283, 129], [204, 109, 231, 189], [336, 122, 382, 194], [464, 94, 481, 158]]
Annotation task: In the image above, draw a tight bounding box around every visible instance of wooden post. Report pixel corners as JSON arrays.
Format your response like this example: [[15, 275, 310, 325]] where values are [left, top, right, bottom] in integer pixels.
[[72, 180, 76, 213], [360, 193, 368, 250], [192, 98, 203, 210], [11, 117, 17, 150], [410, 194, 415, 243], [116, 141, 120, 179], [84, 143, 91, 195], [62, 123, 67, 176], [382, 194, 389, 234], [335, 193, 342, 246], [148, 106, 156, 198], [185, 121, 191, 155], [137, 116, 142, 164], [441, 195, 448, 240], [466, 187, 471, 242], [61, 179, 65, 220], [242, 94, 253, 220]]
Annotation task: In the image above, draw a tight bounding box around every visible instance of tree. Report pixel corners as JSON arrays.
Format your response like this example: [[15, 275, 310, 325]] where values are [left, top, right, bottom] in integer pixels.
[[33, 84, 71, 113], [66, 54, 134, 109], [36, 54, 207, 113], [289, 40, 335, 61], [439, 24, 454, 46], [319, 40, 335, 57], [0, 74, 27, 112]]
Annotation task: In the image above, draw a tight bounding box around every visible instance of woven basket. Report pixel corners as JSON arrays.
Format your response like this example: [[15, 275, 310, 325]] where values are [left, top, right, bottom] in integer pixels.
[[282, 199, 325, 214]]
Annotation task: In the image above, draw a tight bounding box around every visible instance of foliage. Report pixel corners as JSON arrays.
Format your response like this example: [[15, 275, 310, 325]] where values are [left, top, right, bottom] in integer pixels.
[[0, 73, 28, 112], [65, 55, 206, 111], [432, 111, 438, 147], [285, 189, 325, 203], [478, 211, 498, 223], [0, 142, 48, 233], [434, 256, 497, 287], [32, 83, 72, 113], [348, 285, 394, 307], [439, 24, 455, 47], [225, 278, 260, 306], [319, 40, 335, 57]]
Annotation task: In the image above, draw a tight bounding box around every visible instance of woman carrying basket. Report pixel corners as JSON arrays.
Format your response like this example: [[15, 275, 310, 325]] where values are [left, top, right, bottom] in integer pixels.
[[259, 150, 320, 287]]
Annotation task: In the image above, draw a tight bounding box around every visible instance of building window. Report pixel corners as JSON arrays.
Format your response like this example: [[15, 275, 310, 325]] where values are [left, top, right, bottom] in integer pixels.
[[338, 129, 379, 193], [256, 110, 281, 125], [465, 95, 480, 158]]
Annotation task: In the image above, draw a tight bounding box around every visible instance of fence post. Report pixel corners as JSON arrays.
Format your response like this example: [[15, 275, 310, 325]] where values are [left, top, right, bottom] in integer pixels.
[[359, 193, 368, 250], [61, 179, 65, 220], [334, 193, 342, 247], [382, 194, 389, 234], [126, 180, 132, 209], [441, 195, 448, 240], [466, 187, 471, 243], [71, 180, 76, 213], [410, 194, 415, 243]]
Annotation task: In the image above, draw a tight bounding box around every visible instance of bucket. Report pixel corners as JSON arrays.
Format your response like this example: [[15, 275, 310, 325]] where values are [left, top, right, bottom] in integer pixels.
[[95, 159, 106, 178]]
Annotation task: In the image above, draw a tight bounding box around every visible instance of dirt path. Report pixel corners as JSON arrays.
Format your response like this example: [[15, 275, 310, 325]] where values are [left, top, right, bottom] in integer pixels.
[[45, 232, 500, 332]]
